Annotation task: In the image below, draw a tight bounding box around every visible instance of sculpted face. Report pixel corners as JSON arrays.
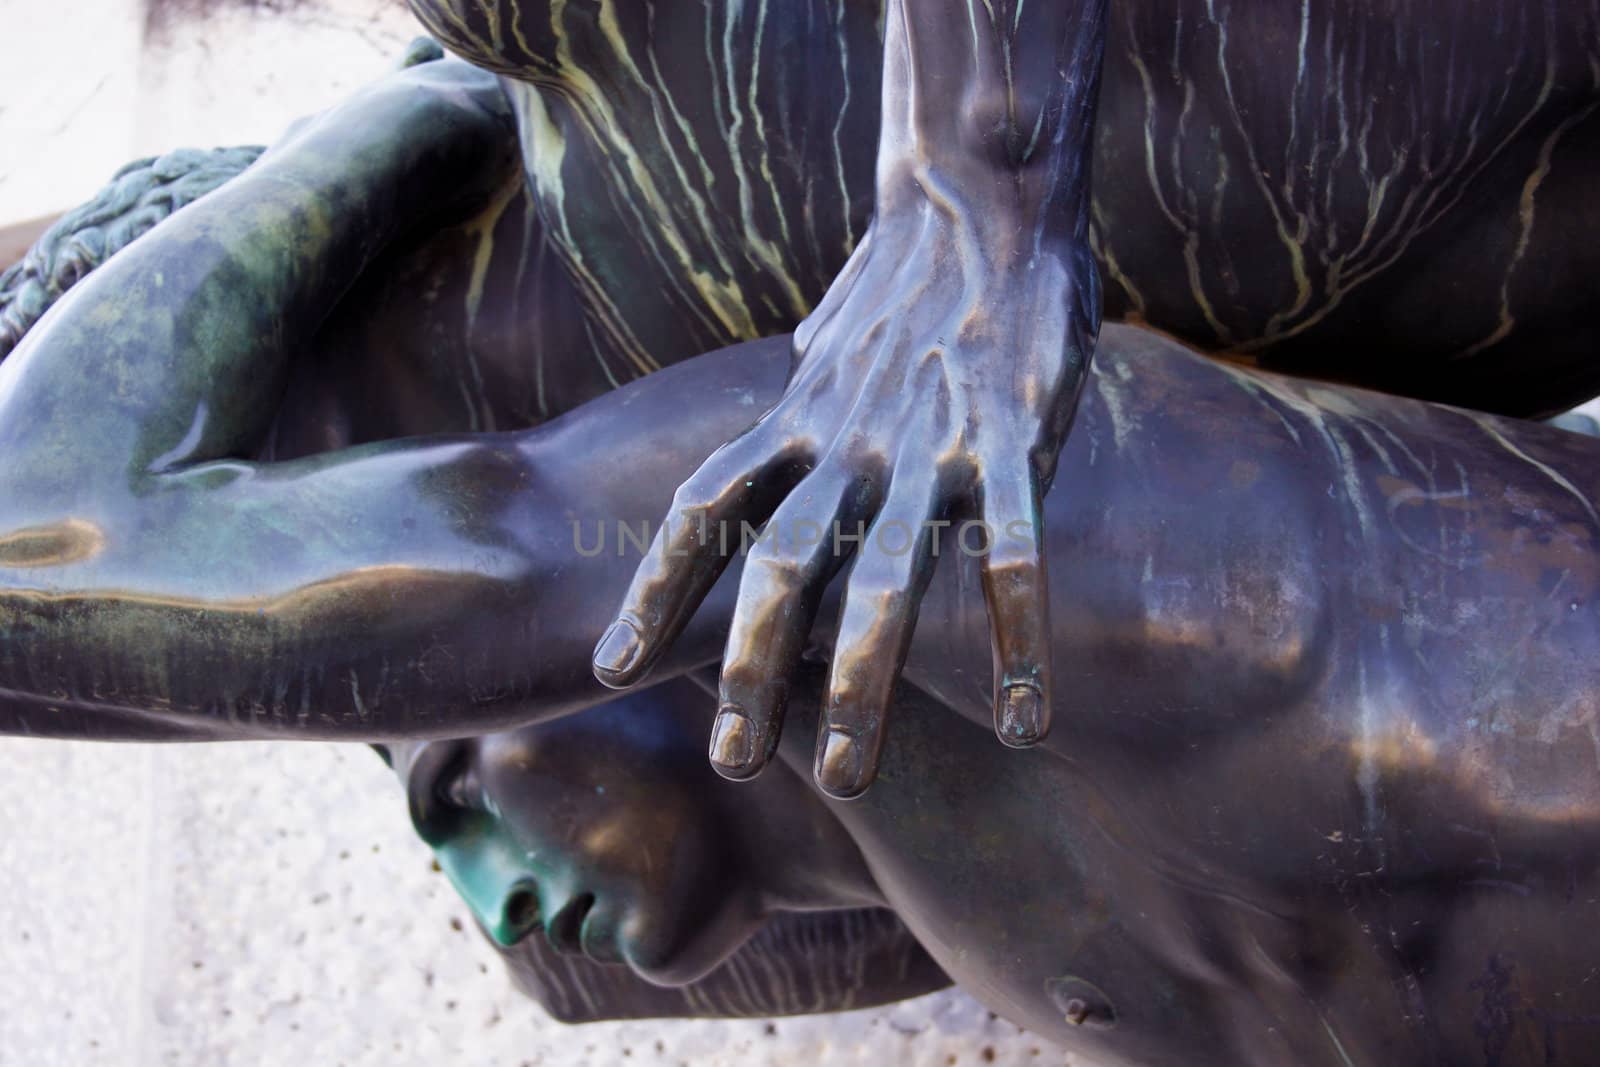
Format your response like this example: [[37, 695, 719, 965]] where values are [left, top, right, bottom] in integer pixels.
[[395, 680, 936, 1004]]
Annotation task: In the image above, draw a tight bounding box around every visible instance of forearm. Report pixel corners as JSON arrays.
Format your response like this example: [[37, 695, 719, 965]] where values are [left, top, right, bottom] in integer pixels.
[[0, 60, 528, 740], [0, 59, 515, 503], [876, 0, 1106, 246], [0, 343, 791, 742], [0, 436, 540, 739]]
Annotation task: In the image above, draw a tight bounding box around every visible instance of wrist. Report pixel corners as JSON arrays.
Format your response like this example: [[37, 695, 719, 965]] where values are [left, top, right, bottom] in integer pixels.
[[872, 161, 1080, 264]]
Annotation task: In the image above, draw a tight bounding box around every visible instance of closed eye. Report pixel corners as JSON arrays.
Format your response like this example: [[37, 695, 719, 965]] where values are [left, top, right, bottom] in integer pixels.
[[438, 762, 484, 813], [405, 739, 475, 843]]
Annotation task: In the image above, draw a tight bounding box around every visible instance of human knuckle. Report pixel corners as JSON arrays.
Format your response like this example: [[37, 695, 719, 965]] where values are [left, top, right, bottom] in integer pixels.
[[826, 665, 885, 722], [745, 544, 813, 594], [860, 584, 912, 626], [983, 564, 1041, 608], [670, 473, 727, 517], [849, 560, 913, 612], [982, 539, 1039, 580], [719, 660, 777, 703]]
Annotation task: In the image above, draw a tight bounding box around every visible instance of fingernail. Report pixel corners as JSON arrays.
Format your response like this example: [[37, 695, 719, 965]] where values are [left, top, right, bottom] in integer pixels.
[[997, 684, 1044, 747], [592, 620, 643, 682], [709, 708, 758, 778], [816, 728, 866, 798]]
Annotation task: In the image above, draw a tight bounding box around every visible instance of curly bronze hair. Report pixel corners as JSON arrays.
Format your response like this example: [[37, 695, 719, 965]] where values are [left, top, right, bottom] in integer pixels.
[[0, 145, 265, 359]]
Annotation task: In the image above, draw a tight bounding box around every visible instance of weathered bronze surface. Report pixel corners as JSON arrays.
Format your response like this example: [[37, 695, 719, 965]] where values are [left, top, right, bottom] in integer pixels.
[[2, 3, 1600, 1061], [388, 677, 950, 1018], [411, 0, 1600, 794]]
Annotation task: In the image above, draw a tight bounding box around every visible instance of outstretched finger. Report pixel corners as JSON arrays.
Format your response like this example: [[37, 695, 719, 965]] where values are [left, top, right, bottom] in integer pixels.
[[593, 425, 801, 689], [712, 464, 877, 781], [976, 461, 1052, 748], [814, 469, 942, 798]]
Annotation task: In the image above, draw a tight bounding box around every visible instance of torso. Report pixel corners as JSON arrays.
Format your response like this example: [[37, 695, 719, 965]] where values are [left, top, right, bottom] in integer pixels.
[[848, 330, 1600, 1064], [402, 0, 1600, 418]]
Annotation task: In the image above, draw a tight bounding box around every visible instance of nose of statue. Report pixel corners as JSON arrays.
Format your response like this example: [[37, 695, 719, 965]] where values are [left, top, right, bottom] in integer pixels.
[[428, 817, 546, 947], [483, 882, 543, 948]]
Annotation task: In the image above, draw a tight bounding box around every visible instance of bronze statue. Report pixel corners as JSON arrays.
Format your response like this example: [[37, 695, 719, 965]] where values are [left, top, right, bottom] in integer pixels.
[[3, 3, 1600, 1059], [404, 0, 1600, 793], [17, 0, 1593, 789], [3, 57, 1600, 1058]]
